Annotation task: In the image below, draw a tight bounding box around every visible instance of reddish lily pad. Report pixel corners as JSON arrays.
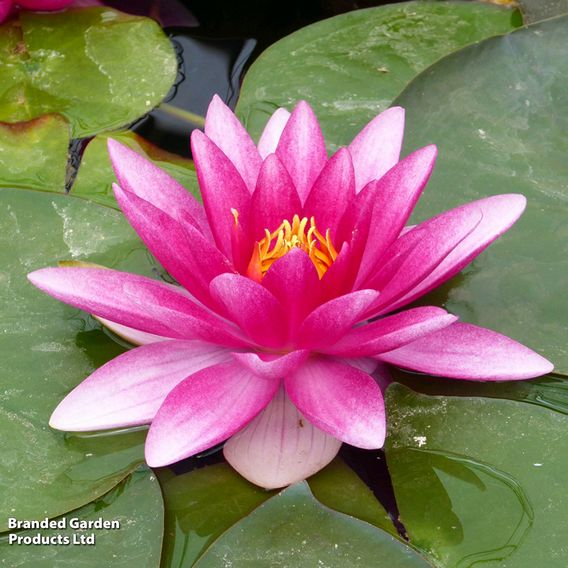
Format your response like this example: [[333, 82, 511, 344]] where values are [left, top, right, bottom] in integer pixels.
[[0, 114, 69, 191], [0, 187, 159, 530], [0, 7, 177, 137], [236, 1, 520, 151]]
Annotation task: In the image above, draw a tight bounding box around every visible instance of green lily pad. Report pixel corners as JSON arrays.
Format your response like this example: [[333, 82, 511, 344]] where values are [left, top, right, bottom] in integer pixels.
[[393, 15, 568, 373], [0, 468, 164, 567], [71, 131, 200, 209], [0, 8, 177, 138], [195, 482, 430, 567], [159, 458, 399, 567], [236, 1, 520, 151], [309, 458, 397, 537], [386, 383, 568, 567], [0, 188, 158, 531], [0, 114, 69, 192], [518, 0, 568, 23]]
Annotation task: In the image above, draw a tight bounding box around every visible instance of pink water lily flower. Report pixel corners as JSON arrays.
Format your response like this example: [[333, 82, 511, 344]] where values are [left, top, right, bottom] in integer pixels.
[[28, 97, 553, 488]]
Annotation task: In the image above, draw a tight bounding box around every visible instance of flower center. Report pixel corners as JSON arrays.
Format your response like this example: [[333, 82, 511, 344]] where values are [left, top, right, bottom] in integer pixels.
[[247, 215, 337, 281]]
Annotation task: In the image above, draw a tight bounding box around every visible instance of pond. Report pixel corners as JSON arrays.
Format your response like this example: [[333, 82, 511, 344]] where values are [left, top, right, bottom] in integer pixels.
[[0, 0, 567, 566]]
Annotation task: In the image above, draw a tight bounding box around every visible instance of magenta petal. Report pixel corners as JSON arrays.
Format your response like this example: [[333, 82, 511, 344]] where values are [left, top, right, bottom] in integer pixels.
[[113, 183, 233, 306], [364, 202, 483, 314], [145, 361, 280, 466], [107, 139, 211, 238], [250, 153, 302, 240], [323, 307, 457, 357], [28, 267, 243, 346], [50, 340, 231, 431], [231, 350, 309, 380], [353, 145, 438, 286], [258, 108, 291, 159], [210, 273, 288, 348], [378, 322, 554, 380], [224, 386, 341, 489], [262, 248, 321, 335], [348, 106, 405, 192], [191, 130, 252, 261], [276, 100, 328, 203], [390, 194, 528, 311], [204, 95, 262, 192], [95, 316, 169, 345], [303, 147, 355, 240], [297, 289, 380, 349], [285, 358, 386, 448]]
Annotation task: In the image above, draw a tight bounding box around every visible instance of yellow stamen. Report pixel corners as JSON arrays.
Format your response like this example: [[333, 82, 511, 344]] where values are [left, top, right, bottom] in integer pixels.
[[247, 215, 337, 280]]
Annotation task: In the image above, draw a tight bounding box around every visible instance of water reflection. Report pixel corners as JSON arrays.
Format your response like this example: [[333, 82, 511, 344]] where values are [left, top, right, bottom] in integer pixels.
[[392, 447, 533, 568]]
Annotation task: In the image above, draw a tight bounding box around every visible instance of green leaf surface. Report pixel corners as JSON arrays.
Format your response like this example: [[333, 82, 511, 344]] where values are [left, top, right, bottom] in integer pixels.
[[195, 482, 430, 567], [159, 459, 399, 567], [0, 468, 164, 567], [72, 131, 199, 209], [393, 16, 568, 373], [385, 382, 568, 567], [0, 8, 177, 137], [0, 114, 69, 191], [518, 0, 568, 22], [0, 188, 158, 531], [236, 1, 520, 151]]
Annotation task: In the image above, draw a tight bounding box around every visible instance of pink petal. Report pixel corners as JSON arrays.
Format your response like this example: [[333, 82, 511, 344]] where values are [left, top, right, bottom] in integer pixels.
[[107, 139, 211, 238], [276, 101, 327, 203], [224, 386, 341, 489], [378, 322, 554, 380], [364, 202, 483, 315], [204, 95, 262, 192], [0, 1, 12, 24], [348, 106, 405, 193], [388, 194, 528, 312], [285, 358, 386, 448], [231, 350, 309, 380], [95, 316, 169, 345], [113, 183, 233, 307], [353, 145, 438, 286], [19, 0, 73, 9], [320, 242, 356, 300], [190, 130, 252, 262], [258, 108, 291, 159], [50, 340, 231, 431], [322, 307, 457, 357], [303, 147, 355, 241], [297, 289, 380, 349], [250, 153, 302, 241], [262, 248, 321, 335], [210, 273, 288, 348], [28, 267, 244, 346], [145, 361, 280, 466]]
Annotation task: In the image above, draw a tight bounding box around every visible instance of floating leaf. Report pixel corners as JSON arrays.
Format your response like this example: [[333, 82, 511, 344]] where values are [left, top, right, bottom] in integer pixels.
[[236, 1, 520, 151], [195, 482, 430, 567], [71, 131, 199, 209], [0, 468, 164, 567], [386, 383, 568, 567], [0, 114, 69, 191], [0, 8, 177, 137], [159, 458, 399, 567], [0, 188, 158, 530], [393, 16, 568, 373]]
